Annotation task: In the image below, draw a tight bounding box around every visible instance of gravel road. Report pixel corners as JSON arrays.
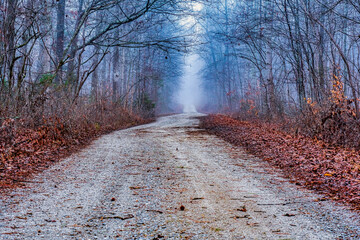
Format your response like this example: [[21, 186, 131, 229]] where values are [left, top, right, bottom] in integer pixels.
[[1, 113, 360, 239]]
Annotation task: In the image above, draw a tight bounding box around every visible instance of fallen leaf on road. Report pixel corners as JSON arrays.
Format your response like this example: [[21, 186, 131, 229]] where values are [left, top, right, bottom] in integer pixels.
[[283, 213, 296, 217], [237, 206, 247, 212], [192, 197, 204, 200], [146, 210, 163, 214], [3, 232, 20, 235], [44, 219, 56, 223], [234, 215, 250, 219], [246, 221, 259, 227]]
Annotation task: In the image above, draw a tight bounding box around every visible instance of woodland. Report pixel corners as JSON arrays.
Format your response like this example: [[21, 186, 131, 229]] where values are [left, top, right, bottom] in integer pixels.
[[1, 0, 360, 208]]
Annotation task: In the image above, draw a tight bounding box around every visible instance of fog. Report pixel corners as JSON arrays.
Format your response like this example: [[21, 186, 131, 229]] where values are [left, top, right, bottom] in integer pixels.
[[176, 54, 204, 113]]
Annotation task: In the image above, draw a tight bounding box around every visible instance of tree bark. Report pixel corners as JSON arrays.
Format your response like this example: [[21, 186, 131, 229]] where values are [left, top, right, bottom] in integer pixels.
[[67, 0, 84, 91], [55, 0, 65, 84]]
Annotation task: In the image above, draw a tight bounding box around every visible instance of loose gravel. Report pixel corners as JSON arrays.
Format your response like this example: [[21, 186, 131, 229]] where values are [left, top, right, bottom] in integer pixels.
[[0, 113, 359, 239]]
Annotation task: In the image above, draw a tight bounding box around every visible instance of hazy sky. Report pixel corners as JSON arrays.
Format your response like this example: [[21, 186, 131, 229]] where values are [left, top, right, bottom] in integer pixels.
[[177, 54, 204, 113], [176, 2, 204, 113]]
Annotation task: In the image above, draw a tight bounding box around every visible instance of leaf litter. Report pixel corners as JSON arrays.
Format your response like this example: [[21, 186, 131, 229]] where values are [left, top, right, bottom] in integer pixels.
[[200, 114, 360, 210]]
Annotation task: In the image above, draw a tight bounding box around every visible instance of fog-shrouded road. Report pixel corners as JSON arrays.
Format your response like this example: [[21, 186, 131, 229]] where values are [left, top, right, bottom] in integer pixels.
[[1, 113, 360, 239]]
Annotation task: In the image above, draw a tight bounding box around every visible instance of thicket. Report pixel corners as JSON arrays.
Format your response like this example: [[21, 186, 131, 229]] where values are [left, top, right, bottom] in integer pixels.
[[0, 0, 186, 126], [198, 0, 360, 150], [298, 76, 360, 149], [232, 74, 360, 151], [0, 0, 187, 188]]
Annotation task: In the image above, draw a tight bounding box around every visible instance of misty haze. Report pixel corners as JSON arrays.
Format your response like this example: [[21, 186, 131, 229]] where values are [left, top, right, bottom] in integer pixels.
[[1, 0, 360, 239], [177, 54, 204, 113]]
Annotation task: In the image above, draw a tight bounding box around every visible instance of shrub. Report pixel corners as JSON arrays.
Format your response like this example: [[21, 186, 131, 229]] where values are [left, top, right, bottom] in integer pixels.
[[299, 76, 360, 149]]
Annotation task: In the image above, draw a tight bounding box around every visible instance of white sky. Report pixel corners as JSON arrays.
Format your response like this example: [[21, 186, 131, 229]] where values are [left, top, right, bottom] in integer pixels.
[[177, 54, 204, 113], [176, 2, 205, 113]]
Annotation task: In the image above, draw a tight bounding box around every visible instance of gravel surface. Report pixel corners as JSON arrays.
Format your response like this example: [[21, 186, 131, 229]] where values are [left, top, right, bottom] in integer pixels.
[[0, 113, 359, 239]]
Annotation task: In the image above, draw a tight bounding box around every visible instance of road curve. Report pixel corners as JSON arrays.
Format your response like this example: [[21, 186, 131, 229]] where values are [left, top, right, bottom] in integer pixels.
[[0, 113, 359, 239]]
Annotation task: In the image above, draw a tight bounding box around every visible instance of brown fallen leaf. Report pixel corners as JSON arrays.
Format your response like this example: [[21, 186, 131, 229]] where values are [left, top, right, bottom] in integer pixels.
[[44, 219, 56, 222], [315, 197, 327, 202], [146, 209, 163, 214], [237, 206, 247, 212], [283, 213, 296, 217], [234, 215, 250, 219], [192, 197, 204, 200], [103, 214, 134, 220], [246, 221, 259, 227], [3, 232, 20, 235], [69, 224, 82, 227]]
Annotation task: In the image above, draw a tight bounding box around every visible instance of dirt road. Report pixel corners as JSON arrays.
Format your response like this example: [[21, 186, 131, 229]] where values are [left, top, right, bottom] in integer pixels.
[[1, 113, 359, 239]]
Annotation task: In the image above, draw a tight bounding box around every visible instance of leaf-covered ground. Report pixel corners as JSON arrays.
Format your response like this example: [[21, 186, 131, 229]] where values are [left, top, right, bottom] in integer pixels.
[[2, 113, 359, 239], [0, 117, 150, 191], [200, 114, 360, 210]]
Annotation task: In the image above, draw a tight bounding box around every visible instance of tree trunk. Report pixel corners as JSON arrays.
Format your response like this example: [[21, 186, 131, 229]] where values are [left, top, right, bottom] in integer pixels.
[[67, 0, 84, 91], [284, 0, 306, 109], [112, 46, 120, 104], [4, 0, 17, 94], [55, 0, 65, 84]]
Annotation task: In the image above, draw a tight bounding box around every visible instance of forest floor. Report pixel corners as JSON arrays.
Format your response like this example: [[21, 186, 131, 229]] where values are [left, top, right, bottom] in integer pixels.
[[1, 113, 360, 239], [0, 115, 149, 191], [200, 114, 360, 211]]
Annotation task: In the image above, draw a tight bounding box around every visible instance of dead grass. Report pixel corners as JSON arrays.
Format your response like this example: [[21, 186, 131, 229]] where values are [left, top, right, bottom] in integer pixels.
[[0, 100, 152, 192]]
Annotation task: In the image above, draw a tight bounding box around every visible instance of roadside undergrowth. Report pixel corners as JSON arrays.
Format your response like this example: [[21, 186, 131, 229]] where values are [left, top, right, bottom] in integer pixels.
[[0, 104, 151, 191], [200, 114, 360, 210]]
